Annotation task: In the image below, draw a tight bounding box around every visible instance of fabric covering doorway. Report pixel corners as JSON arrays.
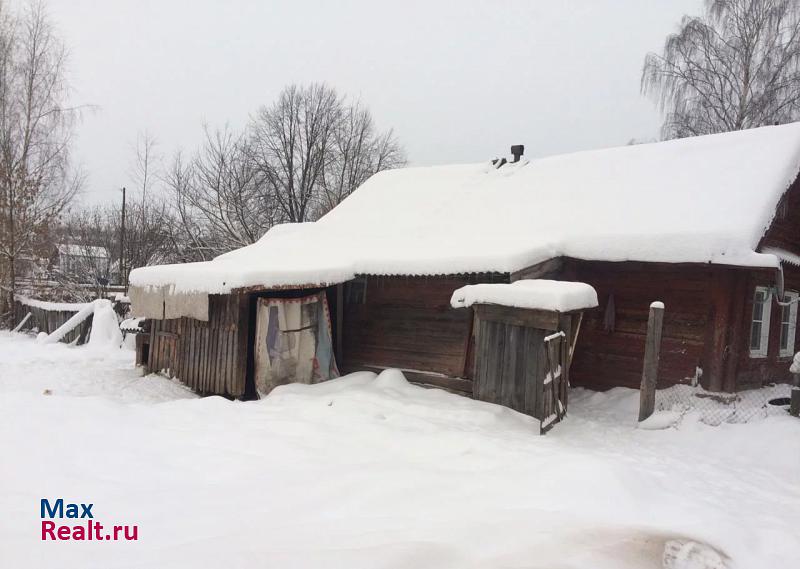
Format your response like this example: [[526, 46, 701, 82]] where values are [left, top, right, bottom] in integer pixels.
[[253, 292, 339, 395]]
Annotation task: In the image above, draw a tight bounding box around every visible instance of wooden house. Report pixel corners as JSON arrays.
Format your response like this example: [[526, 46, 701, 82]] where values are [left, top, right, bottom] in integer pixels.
[[129, 123, 800, 401]]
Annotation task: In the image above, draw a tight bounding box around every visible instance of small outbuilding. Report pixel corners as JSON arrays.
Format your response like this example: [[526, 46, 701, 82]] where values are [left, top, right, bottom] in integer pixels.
[[451, 280, 598, 432]]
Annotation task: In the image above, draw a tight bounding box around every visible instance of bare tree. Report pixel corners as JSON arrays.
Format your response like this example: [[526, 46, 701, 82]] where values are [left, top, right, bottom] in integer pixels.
[[0, 1, 81, 320], [116, 199, 174, 283], [130, 131, 159, 224], [120, 132, 170, 285], [643, 0, 800, 138], [317, 101, 405, 217], [160, 85, 406, 263], [249, 83, 342, 223], [165, 126, 279, 259], [249, 83, 406, 223], [164, 150, 210, 261], [57, 207, 115, 300], [64, 198, 175, 290]]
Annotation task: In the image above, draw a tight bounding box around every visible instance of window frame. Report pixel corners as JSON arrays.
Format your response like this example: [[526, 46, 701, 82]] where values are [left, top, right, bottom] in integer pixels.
[[749, 286, 772, 359], [779, 291, 799, 358]]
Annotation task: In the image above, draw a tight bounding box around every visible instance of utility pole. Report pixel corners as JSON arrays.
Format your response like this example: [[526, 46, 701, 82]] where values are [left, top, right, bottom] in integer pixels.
[[119, 186, 126, 292]]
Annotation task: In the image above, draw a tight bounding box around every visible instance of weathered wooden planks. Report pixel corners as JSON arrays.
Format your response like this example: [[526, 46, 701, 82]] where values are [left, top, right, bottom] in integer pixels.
[[341, 276, 498, 385], [561, 260, 730, 391], [471, 310, 564, 431], [638, 303, 665, 421], [144, 293, 249, 398], [12, 300, 93, 345]]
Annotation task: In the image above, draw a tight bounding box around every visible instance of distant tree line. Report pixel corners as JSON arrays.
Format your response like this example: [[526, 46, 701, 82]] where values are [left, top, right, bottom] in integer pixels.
[[64, 83, 405, 291], [0, 4, 404, 317], [10, 0, 800, 315], [0, 1, 82, 318]]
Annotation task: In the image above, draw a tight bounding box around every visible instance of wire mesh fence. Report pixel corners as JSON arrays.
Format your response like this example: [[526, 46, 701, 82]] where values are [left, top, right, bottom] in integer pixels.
[[655, 383, 795, 426]]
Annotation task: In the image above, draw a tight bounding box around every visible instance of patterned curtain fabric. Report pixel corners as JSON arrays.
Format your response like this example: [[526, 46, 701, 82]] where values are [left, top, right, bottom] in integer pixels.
[[254, 292, 339, 394]]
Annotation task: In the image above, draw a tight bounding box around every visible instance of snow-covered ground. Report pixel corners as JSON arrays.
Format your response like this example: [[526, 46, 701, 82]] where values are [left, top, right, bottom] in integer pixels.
[[1, 331, 799, 569]]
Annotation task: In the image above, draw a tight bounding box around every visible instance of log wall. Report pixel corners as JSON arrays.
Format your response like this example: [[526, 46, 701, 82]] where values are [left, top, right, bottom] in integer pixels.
[[734, 265, 800, 389], [340, 275, 504, 394], [559, 260, 741, 391], [746, 175, 800, 388]]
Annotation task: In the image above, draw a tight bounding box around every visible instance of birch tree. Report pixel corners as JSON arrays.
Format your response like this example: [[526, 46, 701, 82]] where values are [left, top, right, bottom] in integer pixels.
[[0, 1, 80, 319], [643, 0, 800, 138]]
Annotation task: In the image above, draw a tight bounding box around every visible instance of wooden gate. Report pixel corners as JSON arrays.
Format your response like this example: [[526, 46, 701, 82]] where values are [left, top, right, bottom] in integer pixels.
[[470, 304, 578, 434], [541, 331, 568, 433]]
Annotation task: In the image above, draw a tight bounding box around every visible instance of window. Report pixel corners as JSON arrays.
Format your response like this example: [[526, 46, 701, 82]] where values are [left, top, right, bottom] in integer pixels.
[[779, 291, 798, 358], [749, 286, 772, 358]]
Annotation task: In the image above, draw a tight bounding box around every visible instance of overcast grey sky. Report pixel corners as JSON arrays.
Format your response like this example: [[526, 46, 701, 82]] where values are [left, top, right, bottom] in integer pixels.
[[41, 0, 701, 204]]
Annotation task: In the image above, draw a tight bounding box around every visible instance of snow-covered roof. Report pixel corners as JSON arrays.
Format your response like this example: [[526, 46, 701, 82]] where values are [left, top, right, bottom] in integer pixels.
[[58, 244, 109, 259], [762, 246, 800, 267], [130, 123, 800, 294], [451, 280, 599, 312]]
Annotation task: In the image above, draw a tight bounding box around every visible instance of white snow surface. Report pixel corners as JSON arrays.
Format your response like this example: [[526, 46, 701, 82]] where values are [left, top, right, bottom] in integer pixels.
[[763, 246, 800, 267], [1, 332, 799, 568], [790, 351, 800, 374], [87, 300, 123, 348], [129, 123, 800, 294], [15, 295, 91, 312], [637, 410, 683, 430], [57, 244, 109, 258], [451, 279, 598, 311]]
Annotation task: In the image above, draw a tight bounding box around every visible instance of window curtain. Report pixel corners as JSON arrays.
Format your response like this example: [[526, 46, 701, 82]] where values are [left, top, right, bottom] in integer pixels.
[[254, 292, 339, 395]]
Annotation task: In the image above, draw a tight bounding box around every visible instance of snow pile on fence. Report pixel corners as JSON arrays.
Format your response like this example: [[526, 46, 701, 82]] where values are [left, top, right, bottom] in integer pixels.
[[129, 123, 800, 295], [87, 300, 123, 348], [15, 296, 91, 312], [36, 299, 122, 347], [450, 279, 598, 312]]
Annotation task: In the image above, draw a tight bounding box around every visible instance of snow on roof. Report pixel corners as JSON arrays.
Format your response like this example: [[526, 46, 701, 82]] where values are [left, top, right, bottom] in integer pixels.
[[762, 246, 800, 267], [58, 244, 109, 258], [451, 280, 599, 312], [130, 123, 800, 294]]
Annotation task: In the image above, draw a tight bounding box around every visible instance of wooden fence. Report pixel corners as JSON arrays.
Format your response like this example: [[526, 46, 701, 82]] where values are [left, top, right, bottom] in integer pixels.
[[13, 299, 94, 345], [145, 294, 249, 398]]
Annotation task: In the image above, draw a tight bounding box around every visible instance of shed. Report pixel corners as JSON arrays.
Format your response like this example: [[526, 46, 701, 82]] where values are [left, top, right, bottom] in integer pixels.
[[128, 123, 800, 402], [451, 280, 598, 432]]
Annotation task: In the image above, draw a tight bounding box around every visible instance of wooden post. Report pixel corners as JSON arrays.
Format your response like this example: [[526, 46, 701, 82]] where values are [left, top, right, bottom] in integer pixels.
[[791, 388, 800, 418], [638, 301, 665, 422], [335, 283, 344, 364], [119, 186, 126, 291]]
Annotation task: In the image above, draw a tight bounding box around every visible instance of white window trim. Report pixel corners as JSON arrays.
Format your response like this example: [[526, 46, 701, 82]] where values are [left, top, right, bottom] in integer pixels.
[[750, 286, 772, 358], [779, 291, 798, 358]]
